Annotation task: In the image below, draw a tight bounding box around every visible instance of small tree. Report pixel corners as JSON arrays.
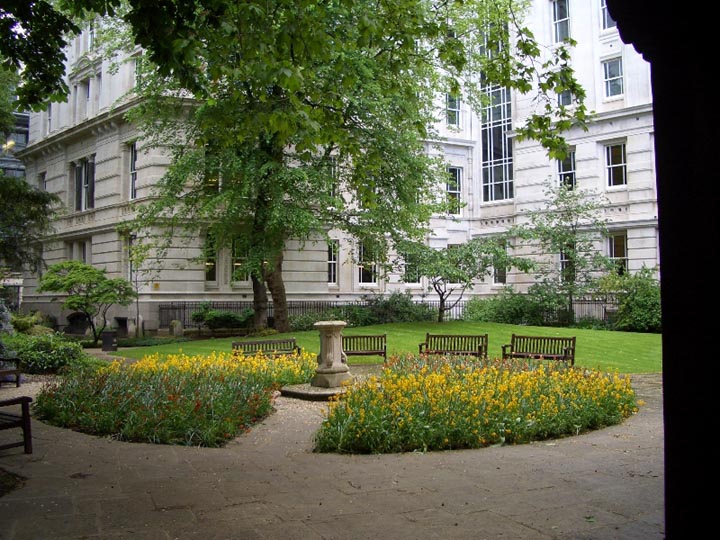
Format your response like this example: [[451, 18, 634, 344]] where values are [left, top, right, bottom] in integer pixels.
[[511, 181, 613, 324], [37, 261, 136, 345], [398, 238, 530, 323]]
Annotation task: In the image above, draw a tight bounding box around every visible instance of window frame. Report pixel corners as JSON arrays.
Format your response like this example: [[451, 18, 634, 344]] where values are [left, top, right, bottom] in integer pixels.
[[605, 142, 627, 187], [327, 240, 339, 285], [73, 157, 95, 211], [446, 166, 462, 215], [129, 142, 138, 200], [357, 242, 378, 285], [446, 93, 461, 127], [609, 232, 628, 274], [551, 0, 571, 43], [558, 149, 576, 189], [602, 57, 624, 98], [600, 0, 617, 30]]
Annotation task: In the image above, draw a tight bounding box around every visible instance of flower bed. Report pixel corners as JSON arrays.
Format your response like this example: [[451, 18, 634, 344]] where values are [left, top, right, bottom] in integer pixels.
[[33, 350, 316, 447], [314, 355, 638, 454]]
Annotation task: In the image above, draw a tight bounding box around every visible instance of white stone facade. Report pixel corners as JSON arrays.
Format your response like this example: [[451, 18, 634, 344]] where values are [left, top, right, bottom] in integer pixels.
[[17, 1, 657, 332]]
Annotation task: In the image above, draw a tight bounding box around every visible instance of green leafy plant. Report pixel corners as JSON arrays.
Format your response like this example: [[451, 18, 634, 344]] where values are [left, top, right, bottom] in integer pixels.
[[2, 332, 92, 374], [37, 261, 137, 346]]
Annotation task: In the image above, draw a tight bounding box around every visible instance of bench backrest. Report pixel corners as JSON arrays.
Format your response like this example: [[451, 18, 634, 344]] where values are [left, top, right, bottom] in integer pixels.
[[232, 338, 298, 355], [510, 335, 576, 357], [342, 335, 386, 358], [342, 334, 386, 352], [424, 334, 488, 354]]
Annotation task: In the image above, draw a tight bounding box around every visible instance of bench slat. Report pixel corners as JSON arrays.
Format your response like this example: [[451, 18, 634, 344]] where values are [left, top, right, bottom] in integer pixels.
[[232, 338, 299, 357], [502, 334, 576, 365], [419, 334, 488, 358], [342, 335, 386, 360]]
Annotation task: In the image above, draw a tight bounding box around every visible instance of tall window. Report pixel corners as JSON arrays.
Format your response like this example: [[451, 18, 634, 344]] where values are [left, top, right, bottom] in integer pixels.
[[231, 240, 249, 282], [609, 233, 628, 274], [357, 243, 377, 285], [327, 240, 339, 284], [552, 0, 570, 42], [38, 172, 47, 191], [605, 143, 627, 186], [446, 93, 461, 127], [601, 0, 617, 29], [73, 157, 95, 211], [446, 167, 462, 215], [558, 150, 576, 188], [204, 233, 217, 283], [481, 83, 513, 201], [46, 104, 52, 134], [492, 241, 508, 285], [560, 243, 576, 283], [126, 233, 136, 281], [129, 142, 138, 199], [602, 57, 624, 97], [402, 251, 422, 284]]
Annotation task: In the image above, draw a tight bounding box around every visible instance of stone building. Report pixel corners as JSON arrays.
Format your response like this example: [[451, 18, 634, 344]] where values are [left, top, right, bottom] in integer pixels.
[[16, 1, 657, 333]]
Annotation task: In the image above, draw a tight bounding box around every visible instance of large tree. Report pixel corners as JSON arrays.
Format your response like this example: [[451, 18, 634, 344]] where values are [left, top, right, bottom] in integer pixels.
[[6, 1, 588, 331]]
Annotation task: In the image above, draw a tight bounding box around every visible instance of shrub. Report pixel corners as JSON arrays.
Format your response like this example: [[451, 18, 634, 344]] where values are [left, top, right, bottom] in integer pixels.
[[289, 308, 345, 331], [315, 355, 637, 454], [192, 303, 254, 330], [595, 267, 661, 333], [34, 350, 317, 447], [364, 292, 436, 324], [3, 332, 92, 374], [463, 288, 544, 325]]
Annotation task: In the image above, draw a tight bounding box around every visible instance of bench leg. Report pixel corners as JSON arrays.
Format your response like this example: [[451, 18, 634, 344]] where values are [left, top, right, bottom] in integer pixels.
[[21, 401, 32, 454]]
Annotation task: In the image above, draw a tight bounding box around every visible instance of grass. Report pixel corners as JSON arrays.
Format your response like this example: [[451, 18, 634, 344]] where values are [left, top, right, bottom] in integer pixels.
[[116, 321, 662, 373]]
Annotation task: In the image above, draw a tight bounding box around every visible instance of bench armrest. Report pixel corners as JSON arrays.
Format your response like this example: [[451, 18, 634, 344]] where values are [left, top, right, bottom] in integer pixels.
[[0, 396, 33, 408]]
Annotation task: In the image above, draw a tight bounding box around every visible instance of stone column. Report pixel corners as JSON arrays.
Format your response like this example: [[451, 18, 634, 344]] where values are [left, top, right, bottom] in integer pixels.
[[311, 321, 351, 388]]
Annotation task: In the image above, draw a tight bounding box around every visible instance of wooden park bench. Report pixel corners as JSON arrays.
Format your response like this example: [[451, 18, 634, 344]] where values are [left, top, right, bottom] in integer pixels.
[[501, 334, 576, 365], [342, 334, 387, 361], [232, 338, 300, 357], [0, 396, 33, 454], [0, 355, 22, 388], [418, 333, 488, 359]]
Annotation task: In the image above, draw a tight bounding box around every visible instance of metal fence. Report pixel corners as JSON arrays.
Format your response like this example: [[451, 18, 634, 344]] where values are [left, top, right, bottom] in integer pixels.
[[158, 296, 615, 329]]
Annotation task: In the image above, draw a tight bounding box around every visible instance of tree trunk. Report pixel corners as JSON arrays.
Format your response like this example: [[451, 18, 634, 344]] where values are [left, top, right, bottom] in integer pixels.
[[265, 252, 290, 333], [251, 273, 269, 331], [437, 296, 446, 323]]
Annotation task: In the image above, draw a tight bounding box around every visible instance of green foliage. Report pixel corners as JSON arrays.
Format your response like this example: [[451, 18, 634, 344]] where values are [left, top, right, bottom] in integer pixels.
[[315, 356, 637, 454], [511, 181, 613, 322], [595, 267, 661, 333], [37, 260, 137, 345], [289, 309, 344, 332], [397, 238, 530, 322], [10, 311, 54, 334], [363, 292, 436, 324], [463, 288, 544, 326], [191, 303, 254, 330], [203, 309, 253, 330], [2, 332, 91, 373], [0, 175, 61, 275], [33, 351, 316, 446]]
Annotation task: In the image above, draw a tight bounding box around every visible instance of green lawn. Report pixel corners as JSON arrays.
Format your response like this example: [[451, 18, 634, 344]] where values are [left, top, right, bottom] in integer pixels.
[[115, 321, 662, 373]]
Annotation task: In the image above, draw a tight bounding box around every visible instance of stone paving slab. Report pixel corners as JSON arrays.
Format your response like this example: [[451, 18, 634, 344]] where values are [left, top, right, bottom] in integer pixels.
[[0, 370, 664, 540]]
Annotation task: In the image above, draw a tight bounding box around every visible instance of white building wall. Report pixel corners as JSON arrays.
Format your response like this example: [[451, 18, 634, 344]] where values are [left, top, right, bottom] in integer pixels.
[[18, 1, 659, 330]]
